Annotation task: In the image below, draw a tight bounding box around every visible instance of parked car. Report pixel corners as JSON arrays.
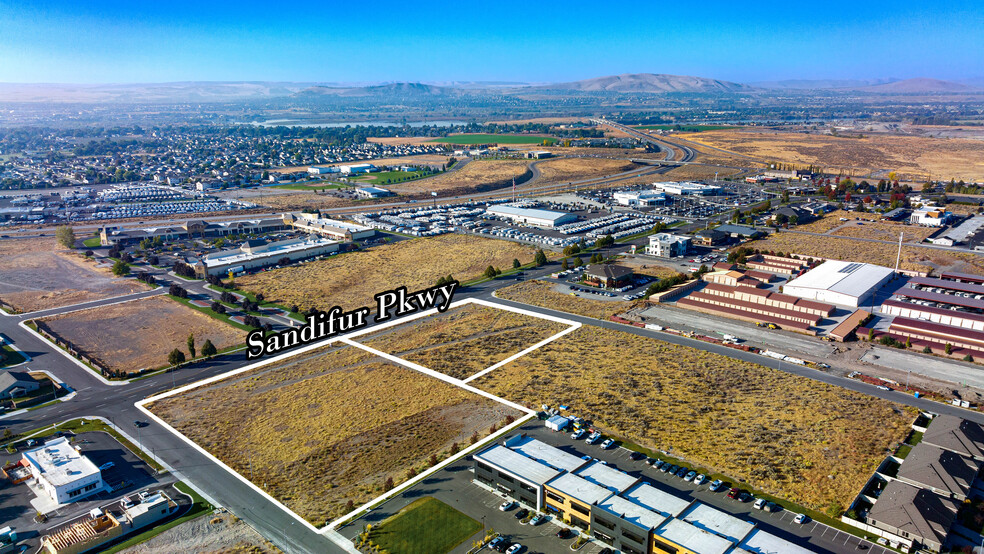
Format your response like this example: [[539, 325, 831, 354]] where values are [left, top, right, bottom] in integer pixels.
[[684, 470, 697, 482], [556, 528, 572, 539], [506, 544, 522, 554], [570, 429, 586, 440], [709, 479, 724, 492], [794, 513, 809, 524], [515, 508, 529, 520], [665, 464, 678, 474], [600, 438, 615, 449], [644, 457, 657, 466], [694, 474, 706, 485], [764, 502, 779, 512], [629, 451, 645, 461], [529, 514, 545, 526], [488, 537, 506, 551], [499, 500, 516, 511], [585, 432, 602, 444], [676, 467, 689, 478], [753, 498, 767, 510], [738, 491, 752, 502], [99, 462, 115, 470], [726, 487, 740, 499]]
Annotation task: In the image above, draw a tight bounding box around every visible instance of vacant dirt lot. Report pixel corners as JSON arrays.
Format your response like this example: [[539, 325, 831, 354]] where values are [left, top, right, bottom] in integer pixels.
[[121, 512, 277, 554], [251, 193, 388, 211], [392, 159, 531, 194], [743, 231, 984, 275], [0, 238, 146, 313], [495, 280, 632, 320], [472, 325, 915, 513], [831, 221, 938, 243], [39, 296, 242, 374], [237, 234, 537, 314], [360, 303, 569, 379], [149, 345, 520, 525], [680, 129, 984, 181], [533, 157, 638, 186], [616, 259, 682, 280]]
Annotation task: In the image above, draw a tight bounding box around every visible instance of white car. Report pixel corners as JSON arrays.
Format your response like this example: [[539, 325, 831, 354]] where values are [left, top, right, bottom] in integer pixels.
[[709, 479, 724, 492], [499, 500, 515, 511], [506, 543, 523, 554], [570, 429, 586, 440], [694, 474, 706, 486], [585, 432, 602, 444], [794, 513, 809, 524], [600, 438, 615, 449]]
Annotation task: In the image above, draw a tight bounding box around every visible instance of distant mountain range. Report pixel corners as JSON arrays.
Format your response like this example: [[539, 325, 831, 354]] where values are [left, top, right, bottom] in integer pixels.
[[0, 73, 979, 103]]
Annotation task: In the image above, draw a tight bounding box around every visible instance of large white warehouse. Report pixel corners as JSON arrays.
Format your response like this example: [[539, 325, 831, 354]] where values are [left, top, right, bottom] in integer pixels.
[[783, 260, 897, 307], [486, 205, 577, 228], [614, 190, 667, 206]]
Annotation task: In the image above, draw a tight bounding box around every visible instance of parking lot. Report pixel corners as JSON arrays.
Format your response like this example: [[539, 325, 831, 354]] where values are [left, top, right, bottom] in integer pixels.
[[340, 421, 892, 554], [0, 429, 175, 551]]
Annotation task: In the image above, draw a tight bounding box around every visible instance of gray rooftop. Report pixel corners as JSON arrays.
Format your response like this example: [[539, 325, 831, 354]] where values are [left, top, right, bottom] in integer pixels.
[[654, 518, 735, 554], [597, 494, 666, 532], [680, 502, 756, 543], [545, 472, 615, 506], [474, 444, 562, 486], [897, 443, 982, 498], [0, 371, 35, 389], [867, 480, 960, 546], [486, 204, 573, 222], [505, 435, 586, 472], [943, 215, 984, 243], [922, 414, 984, 461], [738, 529, 816, 554], [574, 461, 638, 493], [621, 482, 692, 517]]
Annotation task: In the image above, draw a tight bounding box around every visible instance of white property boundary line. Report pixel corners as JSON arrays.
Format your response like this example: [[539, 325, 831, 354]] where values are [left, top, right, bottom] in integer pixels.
[[134, 297, 576, 538]]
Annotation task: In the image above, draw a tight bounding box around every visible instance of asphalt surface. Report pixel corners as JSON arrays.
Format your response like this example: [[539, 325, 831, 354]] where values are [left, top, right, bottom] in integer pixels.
[[4, 243, 984, 553]]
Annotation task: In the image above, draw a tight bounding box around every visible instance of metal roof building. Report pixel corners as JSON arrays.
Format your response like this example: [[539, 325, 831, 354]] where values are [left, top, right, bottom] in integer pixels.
[[783, 260, 897, 307], [485, 204, 577, 228]]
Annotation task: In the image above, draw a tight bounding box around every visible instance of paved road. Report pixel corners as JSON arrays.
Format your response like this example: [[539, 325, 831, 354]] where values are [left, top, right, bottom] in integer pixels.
[[5, 245, 984, 552]]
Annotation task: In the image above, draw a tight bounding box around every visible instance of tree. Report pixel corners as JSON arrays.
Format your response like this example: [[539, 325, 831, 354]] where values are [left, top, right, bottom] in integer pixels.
[[534, 249, 547, 266], [945, 343, 954, 355], [55, 226, 76, 249], [169, 284, 188, 298], [83, 250, 94, 257], [572, 256, 583, 268], [187, 334, 196, 358], [561, 258, 569, 270], [868, 328, 874, 341], [112, 260, 130, 276], [788, 215, 799, 226], [512, 258, 521, 269], [483, 265, 498, 279], [384, 477, 394, 491], [168, 348, 186, 366]]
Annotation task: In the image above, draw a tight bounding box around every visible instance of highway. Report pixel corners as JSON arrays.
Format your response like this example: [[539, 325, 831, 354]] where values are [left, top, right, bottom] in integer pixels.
[[590, 118, 697, 163]]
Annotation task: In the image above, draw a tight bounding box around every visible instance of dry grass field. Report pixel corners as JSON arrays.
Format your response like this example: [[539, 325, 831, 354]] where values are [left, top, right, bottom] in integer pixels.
[[495, 280, 630, 320], [0, 238, 146, 313], [268, 155, 450, 174], [237, 234, 538, 314], [792, 210, 885, 234], [472, 326, 915, 512], [252, 193, 387, 211], [533, 158, 639, 186], [360, 303, 569, 379], [680, 129, 984, 181], [149, 345, 520, 525], [615, 259, 682, 279], [39, 295, 242, 374], [390, 159, 531, 194], [831, 221, 938, 243], [662, 164, 743, 180], [743, 231, 984, 275]]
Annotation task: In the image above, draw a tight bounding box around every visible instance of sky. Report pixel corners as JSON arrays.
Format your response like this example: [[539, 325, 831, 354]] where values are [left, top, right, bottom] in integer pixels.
[[1, 0, 982, 84]]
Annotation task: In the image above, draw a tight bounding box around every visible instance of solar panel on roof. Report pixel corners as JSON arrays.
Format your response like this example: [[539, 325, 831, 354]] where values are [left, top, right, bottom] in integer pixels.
[[839, 263, 862, 274]]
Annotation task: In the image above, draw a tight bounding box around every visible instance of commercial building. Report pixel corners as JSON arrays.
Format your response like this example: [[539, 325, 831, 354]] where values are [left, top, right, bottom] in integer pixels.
[[525, 151, 554, 159], [307, 166, 339, 175], [354, 186, 393, 199], [712, 224, 766, 240], [584, 264, 634, 288], [338, 163, 377, 174], [677, 281, 834, 334], [473, 444, 561, 511], [645, 233, 691, 258], [23, 437, 105, 505], [909, 207, 953, 227], [121, 490, 178, 528], [544, 472, 617, 530], [485, 204, 577, 228], [827, 309, 871, 342], [286, 213, 376, 241], [194, 236, 340, 276], [783, 260, 897, 307], [738, 528, 816, 554], [743, 254, 808, 277], [614, 190, 667, 207], [592, 495, 665, 554], [692, 228, 727, 246], [100, 216, 291, 246], [650, 182, 722, 196]]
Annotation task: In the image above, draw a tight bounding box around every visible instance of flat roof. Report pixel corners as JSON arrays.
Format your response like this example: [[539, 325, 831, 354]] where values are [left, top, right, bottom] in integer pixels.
[[621, 482, 692, 517], [292, 215, 372, 233], [23, 437, 100, 487], [574, 461, 638, 493], [506, 435, 586, 472], [654, 518, 735, 554], [486, 204, 574, 223], [597, 494, 666, 531], [474, 445, 562, 486], [891, 316, 984, 344], [943, 216, 984, 242], [785, 260, 895, 298], [738, 529, 815, 554], [894, 286, 984, 310], [941, 271, 984, 284], [680, 502, 755, 543], [202, 236, 336, 268], [545, 472, 615, 506], [910, 276, 984, 296], [881, 299, 984, 325]]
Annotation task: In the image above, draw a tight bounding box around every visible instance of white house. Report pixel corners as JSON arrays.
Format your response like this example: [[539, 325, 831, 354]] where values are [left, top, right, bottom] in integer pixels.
[[910, 207, 954, 227], [22, 437, 106, 505], [646, 233, 691, 258], [614, 190, 667, 207]]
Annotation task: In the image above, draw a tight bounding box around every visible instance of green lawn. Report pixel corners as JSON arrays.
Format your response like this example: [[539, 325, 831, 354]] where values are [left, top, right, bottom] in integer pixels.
[[353, 169, 430, 184], [83, 236, 102, 248], [368, 497, 482, 554], [428, 134, 557, 145], [271, 181, 345, 191], [0, 343, 27, 367]]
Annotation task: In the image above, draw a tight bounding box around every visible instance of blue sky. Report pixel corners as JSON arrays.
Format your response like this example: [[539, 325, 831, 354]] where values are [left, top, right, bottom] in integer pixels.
[[1, 0, 982, 84]]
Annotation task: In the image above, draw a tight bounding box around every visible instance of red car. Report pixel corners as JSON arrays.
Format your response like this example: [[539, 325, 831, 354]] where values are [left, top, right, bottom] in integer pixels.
[[726, 487, 740, 499]]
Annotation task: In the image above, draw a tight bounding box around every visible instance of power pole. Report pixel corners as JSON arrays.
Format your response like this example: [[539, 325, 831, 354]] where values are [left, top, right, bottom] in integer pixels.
[[895, 231, 904, 273]]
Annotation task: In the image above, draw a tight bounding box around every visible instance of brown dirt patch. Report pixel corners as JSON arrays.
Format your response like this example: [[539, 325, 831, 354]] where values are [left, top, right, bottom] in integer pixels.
[[0, 238, 146, 313], [39, 295, 242, 374], [149, 345, 520, 525], [495, 280, 632, 320], [533, 157, 639, 186], [390, 159, 532, 195]]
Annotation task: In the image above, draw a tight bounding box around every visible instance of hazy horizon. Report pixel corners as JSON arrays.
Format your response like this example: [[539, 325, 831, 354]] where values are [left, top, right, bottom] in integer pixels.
[[1, 0, 982, 85]]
